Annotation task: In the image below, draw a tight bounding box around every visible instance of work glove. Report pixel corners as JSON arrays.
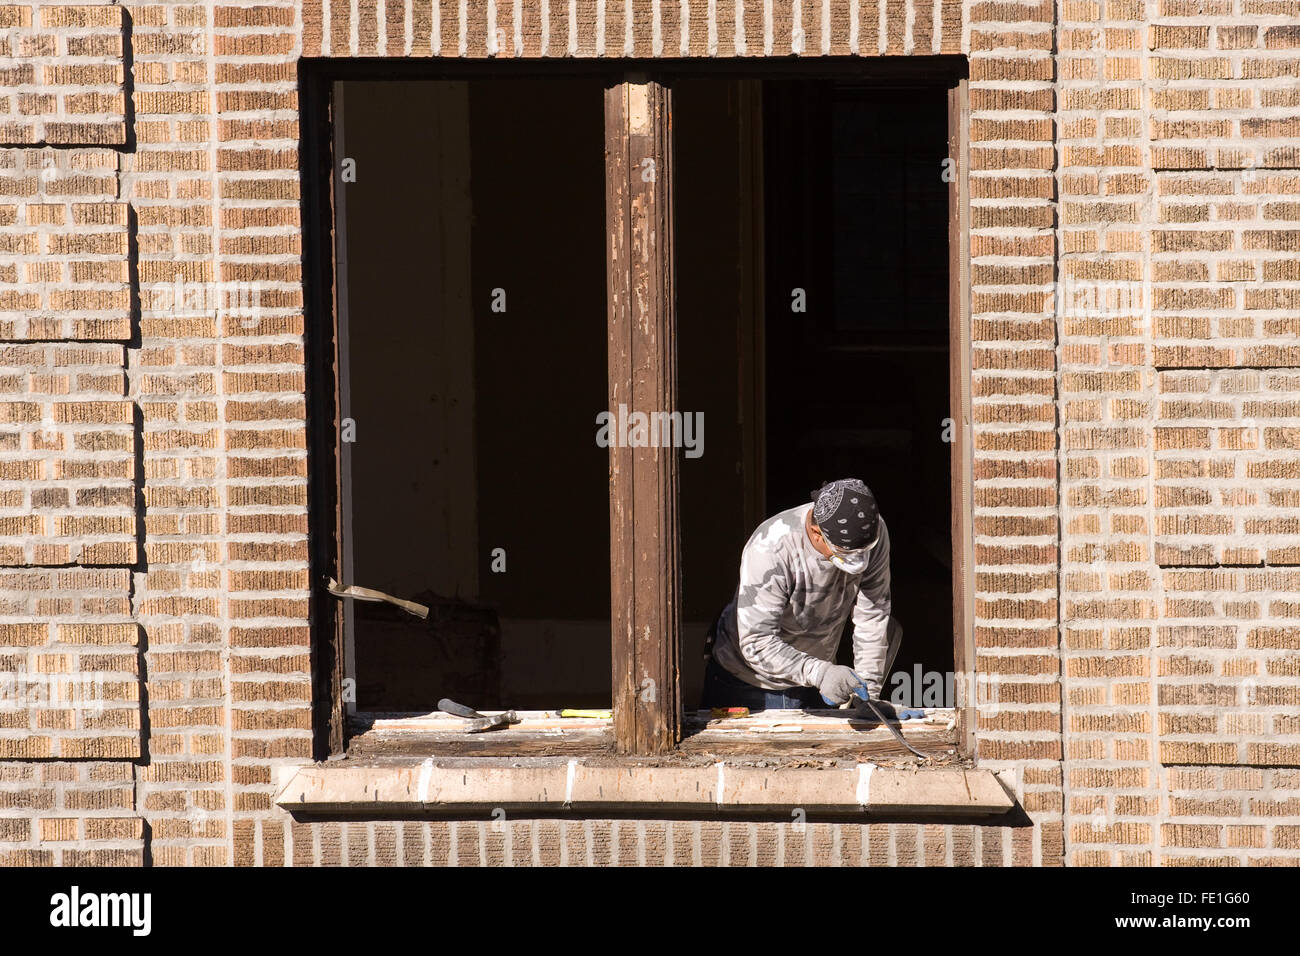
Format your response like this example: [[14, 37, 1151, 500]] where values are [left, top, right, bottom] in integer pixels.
[[817, 665, 869, 706], [850, 697, 925, 722]]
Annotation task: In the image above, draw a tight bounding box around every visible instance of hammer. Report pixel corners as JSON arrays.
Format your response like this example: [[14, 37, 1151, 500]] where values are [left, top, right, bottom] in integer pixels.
[[438, 698, 520, 733]]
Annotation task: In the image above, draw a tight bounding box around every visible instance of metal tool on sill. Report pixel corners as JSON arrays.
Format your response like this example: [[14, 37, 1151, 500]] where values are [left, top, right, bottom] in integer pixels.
[[438, 698, 520, 733], [850, 695, 929, 760]]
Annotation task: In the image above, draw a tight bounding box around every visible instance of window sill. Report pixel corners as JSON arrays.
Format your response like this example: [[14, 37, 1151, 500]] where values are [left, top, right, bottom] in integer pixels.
[[280, 709, 1010, 817], [275, 760, 1013, 817], [344, 708, 965, 761]]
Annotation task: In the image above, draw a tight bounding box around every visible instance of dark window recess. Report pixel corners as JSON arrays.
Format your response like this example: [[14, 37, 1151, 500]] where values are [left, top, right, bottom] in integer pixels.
[[312, 65, 966, 746], [767, 82, 955, 696], [677, 79, 956, 706], [335, 78, 612, 712], [831, 91, 950, 335]]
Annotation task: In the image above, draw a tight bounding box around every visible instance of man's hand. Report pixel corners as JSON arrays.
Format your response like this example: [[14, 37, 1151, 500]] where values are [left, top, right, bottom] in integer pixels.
[[849, 697, 924, 722], [817, 665, 869, 706]]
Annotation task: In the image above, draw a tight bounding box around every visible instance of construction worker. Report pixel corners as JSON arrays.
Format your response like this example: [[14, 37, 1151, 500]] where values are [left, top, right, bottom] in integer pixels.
[[701, 478, 900, 713]]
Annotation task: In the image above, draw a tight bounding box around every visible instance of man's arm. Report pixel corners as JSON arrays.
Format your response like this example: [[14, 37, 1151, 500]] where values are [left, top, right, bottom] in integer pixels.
[[851, 520, 892, 699], [735, 548, 831, 689]]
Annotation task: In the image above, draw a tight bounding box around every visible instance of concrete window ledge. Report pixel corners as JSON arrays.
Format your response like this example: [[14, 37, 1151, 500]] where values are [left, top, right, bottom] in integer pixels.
[[275, 761, 1016, 817]]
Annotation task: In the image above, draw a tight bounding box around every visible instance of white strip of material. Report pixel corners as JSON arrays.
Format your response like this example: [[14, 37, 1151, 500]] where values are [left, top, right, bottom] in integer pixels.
[[735, 0, 744, 55], [652, 0, 661, 55], [564, 759, 577, 807], [715, 761, 726, 806], [596, 0, 605, 55], [326, 578, 429, 619], [417, 758, 434, 803], [679, 0, 689, 56], [848, 0, 857, 53], [856, 763, 874, 807], [707, 0, 717, 55]]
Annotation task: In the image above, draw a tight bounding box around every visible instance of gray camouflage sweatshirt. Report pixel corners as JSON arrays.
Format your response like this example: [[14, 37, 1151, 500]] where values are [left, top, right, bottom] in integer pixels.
[[712, 503, 892, 697]]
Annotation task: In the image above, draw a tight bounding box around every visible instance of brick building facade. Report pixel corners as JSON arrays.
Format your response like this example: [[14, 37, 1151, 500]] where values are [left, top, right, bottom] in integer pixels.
[[1, 0, 1299, 866]]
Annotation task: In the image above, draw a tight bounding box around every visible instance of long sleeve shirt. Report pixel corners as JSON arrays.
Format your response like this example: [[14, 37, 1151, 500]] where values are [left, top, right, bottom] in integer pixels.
[[711, 503, 892, 697]]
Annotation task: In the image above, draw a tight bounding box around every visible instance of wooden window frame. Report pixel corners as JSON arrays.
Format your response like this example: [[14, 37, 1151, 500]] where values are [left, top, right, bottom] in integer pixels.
[[300, 58, 972, 762], [605, 76, 682, 753], [948, 79, 976, 758]]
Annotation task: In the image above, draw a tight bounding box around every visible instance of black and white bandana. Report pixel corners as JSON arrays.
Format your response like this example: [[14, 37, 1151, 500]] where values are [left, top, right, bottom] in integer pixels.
[[811, 478, 880, 550]]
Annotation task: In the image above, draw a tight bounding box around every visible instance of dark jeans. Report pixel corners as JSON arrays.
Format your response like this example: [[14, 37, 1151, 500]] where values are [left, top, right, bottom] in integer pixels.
[[699, 654, 826, 711]]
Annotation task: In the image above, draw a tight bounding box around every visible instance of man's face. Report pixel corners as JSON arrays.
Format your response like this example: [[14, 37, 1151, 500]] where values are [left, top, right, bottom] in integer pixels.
[[806, 509, 850, 559]]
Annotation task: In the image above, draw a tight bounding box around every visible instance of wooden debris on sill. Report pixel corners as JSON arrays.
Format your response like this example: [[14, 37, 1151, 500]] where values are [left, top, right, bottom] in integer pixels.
[[363, 710, 613, 735], [704, 725, 803, 733], [687, 707, 957, 733], [355, 707, 958, 739]]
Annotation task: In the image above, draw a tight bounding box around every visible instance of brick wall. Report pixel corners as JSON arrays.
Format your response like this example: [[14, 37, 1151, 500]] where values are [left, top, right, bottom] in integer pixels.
[[965, 0, 1061, 864], [1057, 0, 1300, 866], [299, 0, 965, 58], [0, 0, 1296, 866], [279, 818, 1033, 866]]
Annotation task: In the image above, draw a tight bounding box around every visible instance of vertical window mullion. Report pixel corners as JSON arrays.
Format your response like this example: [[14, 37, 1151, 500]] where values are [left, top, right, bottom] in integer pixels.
[[604, 75, 682, 755]]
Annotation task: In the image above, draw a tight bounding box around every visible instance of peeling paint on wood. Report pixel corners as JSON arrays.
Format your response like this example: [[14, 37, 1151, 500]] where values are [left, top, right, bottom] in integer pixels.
[[605, 77, 681, 755]]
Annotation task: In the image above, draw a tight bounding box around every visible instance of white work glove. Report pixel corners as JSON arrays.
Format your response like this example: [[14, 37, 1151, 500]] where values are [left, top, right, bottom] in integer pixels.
[[817, 665, 868, 706]]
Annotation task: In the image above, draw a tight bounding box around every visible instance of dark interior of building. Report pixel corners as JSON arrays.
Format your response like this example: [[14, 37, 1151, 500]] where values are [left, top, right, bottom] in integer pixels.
[[760, 81, 955, 703], [339, 78, 611, 711], [334, 74, 955, 715]]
